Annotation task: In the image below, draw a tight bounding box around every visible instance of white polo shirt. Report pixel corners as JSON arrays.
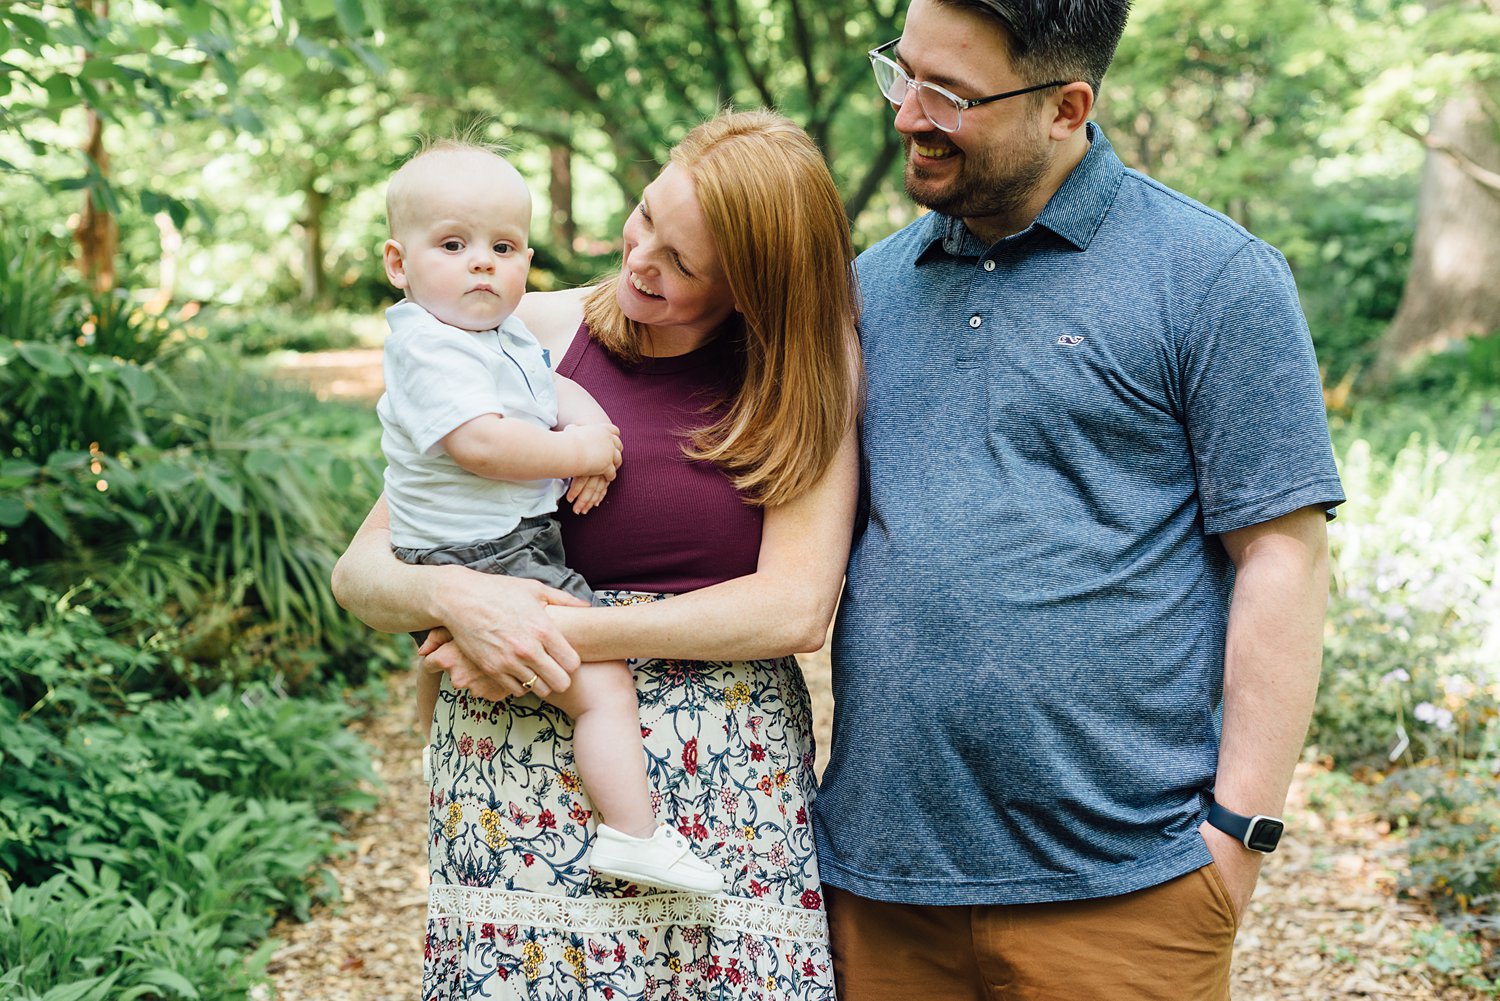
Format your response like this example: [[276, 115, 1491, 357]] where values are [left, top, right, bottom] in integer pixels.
[[377, 300, 564, 549]]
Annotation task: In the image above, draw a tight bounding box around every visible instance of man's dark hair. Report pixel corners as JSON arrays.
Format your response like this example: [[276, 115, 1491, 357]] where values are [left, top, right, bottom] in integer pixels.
[[934, 0, 1131, 99]]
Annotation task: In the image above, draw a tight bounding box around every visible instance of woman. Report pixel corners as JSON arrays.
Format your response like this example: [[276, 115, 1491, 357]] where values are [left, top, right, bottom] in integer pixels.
[[333, 110, 861, 1000]]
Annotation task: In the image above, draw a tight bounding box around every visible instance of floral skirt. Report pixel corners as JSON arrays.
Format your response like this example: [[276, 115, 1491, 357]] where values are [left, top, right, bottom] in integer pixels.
[[423, 592, 835, 1001]]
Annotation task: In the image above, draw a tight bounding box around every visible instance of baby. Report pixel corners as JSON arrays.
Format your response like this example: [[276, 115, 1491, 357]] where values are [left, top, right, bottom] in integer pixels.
[[376, 138, 721, 895]]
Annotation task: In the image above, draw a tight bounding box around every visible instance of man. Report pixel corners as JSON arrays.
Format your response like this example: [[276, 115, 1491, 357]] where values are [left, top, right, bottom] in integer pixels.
[[811, 0, 1345, 997]]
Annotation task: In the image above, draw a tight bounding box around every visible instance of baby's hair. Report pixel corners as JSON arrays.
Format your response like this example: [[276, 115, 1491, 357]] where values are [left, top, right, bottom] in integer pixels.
[[408, 119, 512, 160], [386, 120, 519, 237]]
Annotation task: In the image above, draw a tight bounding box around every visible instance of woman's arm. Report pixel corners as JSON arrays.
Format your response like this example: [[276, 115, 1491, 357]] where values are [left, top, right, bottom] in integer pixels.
[[421, 428, 859, 690], [516, 286, 589, 357], [553, 375, 611, 428], [330, 494, 589, 695], [562, 428, 858, 660]]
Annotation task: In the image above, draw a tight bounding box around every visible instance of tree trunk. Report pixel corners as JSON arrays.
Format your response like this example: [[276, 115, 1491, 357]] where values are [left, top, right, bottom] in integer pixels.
[[550, 134, 576, 253], [1377, 83, 1500, 375], [74, 108, 116, 292], [299, 181, 328, 304]]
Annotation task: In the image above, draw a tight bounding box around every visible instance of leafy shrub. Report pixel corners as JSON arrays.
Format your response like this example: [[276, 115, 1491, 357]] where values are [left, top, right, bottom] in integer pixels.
[[0, 227, 396, 689], [0, 862, 277, 1001], [0, 573, 377, 880], [0, 571, 380, 999], [1384, 764, 1500, 915], [1278, 175, 1418, 383], [1314, 399, 1500, 768], [1388, 333, 1500, 400], [1381, 763, 1500, 990]]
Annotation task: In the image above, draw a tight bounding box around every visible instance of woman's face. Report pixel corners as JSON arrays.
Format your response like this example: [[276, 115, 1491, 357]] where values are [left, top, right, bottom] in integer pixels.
[[616, 163, 737, 343]]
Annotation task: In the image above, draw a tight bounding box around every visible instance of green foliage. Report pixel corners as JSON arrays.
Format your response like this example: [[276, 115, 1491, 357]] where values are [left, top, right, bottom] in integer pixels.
[[1405, 924, 1499, 995], [1388, 334, 1500, 399], [0, 229, 394, 688], [192, 305, 370, 354], [0, 862, 280, 1001], [1381, 765, 1500, 990], [0, 0, 384, 239], [0, 572, 376, 876], [1385, 764, 1500, 914], [1279, 176, 1418, 382], [1314, 394, 1500, 768], [0, 569, 380, 1000], [377, 0, 904, 252], [1313, 359, 1500, 989]]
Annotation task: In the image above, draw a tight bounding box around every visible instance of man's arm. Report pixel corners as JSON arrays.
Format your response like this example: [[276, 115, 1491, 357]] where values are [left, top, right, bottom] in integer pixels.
[[1202, 504, 1330, 917]]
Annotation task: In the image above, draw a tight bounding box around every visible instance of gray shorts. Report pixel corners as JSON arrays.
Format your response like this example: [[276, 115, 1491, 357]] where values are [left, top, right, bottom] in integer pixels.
[[394, 516, 595, 645]]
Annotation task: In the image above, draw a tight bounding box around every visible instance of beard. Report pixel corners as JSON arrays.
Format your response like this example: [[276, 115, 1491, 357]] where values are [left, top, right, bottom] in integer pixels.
[[902, 129, 1051, 223]]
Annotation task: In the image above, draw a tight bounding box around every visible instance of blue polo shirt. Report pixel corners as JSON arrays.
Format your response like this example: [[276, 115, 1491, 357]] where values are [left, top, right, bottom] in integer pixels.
[[814, 124, 1345, 906]]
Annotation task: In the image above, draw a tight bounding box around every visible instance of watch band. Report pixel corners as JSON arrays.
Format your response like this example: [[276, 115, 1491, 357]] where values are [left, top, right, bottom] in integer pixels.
[[1207, 799, 1285, 853]]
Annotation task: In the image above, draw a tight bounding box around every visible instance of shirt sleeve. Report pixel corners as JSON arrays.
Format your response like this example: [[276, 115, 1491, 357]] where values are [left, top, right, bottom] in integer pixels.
[[1178, 238, 1346, 536], [382, 321, 508, 457]]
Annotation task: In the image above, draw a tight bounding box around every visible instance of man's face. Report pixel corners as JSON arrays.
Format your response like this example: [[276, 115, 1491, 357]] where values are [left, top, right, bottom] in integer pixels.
[[890, 0, 1055, 228]]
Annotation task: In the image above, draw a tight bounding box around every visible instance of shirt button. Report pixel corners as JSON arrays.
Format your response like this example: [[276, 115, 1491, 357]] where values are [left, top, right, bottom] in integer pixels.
[[983, 259, 996, 272], [969, 315, 983, 329]]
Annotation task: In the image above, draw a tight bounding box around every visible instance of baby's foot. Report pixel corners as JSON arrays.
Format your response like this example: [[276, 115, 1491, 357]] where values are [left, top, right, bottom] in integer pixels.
[[591, 824, 724, 894]]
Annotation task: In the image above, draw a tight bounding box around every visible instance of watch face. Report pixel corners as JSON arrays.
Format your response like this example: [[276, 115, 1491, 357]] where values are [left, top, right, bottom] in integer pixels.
[[1247, 818, 1284, 852]]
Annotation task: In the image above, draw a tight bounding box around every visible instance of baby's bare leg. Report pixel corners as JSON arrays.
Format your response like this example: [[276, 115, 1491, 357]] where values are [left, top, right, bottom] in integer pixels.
[[545, 661, 655, 837]]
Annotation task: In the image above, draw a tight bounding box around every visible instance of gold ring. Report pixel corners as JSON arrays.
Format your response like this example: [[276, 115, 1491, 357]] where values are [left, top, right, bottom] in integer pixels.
[[522, 673, 538, 691]]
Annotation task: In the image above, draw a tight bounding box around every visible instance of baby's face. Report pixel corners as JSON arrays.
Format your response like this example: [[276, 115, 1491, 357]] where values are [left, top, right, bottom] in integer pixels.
[[387, 151, 533, 332]]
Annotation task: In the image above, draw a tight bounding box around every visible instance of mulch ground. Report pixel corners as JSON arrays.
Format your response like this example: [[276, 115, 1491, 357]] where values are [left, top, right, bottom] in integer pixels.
[[262, 650, 1481, 1000], [265, 352, 1482, 999]]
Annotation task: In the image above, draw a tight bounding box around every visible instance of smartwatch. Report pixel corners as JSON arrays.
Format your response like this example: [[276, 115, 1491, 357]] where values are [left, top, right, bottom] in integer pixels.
[[1207, 799, 1284, 853]]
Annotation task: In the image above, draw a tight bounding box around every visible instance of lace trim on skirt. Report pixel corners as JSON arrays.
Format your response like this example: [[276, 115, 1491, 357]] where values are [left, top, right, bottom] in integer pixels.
[[429, 884, 829, 943]]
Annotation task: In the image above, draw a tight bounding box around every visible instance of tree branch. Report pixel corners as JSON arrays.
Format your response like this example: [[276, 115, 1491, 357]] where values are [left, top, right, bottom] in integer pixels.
[[786, 0, 821, 109], [696, 0, 736, 96], [723, 0, 777, 109], [1399, 123, 1500, 197], [536, 46, 658, 173], [842, 128, 903, 223]]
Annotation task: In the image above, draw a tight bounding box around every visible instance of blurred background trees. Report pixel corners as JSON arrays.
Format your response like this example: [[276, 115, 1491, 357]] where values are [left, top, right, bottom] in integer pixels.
[[6, 0, 1496, 368]]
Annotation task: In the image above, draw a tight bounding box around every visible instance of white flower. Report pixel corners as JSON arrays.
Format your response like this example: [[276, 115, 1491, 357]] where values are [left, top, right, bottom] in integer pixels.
[[1380, 669, 1411, 685], [1414, 702, 1455, 731]]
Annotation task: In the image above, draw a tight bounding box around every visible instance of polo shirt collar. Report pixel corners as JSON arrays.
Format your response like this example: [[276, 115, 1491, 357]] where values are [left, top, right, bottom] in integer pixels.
[[1037, 122, 1122, 250], [915, 122, 1125, 261]]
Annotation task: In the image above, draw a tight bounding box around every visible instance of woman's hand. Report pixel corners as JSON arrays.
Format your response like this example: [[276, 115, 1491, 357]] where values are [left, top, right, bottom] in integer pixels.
[[421, 572, 589, 699], [419, 627, 512, 701]]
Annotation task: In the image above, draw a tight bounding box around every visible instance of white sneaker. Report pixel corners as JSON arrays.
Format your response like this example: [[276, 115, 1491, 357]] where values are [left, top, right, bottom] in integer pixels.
[[591, 824, 724, 894]]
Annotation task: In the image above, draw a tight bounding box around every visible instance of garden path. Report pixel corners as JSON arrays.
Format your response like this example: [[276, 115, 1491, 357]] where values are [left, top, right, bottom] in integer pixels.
[[265, 352, 1478, 1000]]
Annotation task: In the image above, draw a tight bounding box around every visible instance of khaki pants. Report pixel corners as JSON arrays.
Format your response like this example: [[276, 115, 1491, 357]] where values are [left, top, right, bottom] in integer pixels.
[[827, 865, 1238, 1001]]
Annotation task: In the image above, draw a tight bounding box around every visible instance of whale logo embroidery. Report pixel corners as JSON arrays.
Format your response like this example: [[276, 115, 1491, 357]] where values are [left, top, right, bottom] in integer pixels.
[[1057, 334, 1085, 346]]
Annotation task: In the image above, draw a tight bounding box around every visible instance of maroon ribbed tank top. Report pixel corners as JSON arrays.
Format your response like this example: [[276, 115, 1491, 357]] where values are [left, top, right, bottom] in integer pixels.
[[554, 323, 763, 593]]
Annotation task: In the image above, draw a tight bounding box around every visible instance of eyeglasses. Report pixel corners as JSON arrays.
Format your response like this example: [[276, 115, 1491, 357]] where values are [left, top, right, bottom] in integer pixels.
[[867, 38, 1066, 134]]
